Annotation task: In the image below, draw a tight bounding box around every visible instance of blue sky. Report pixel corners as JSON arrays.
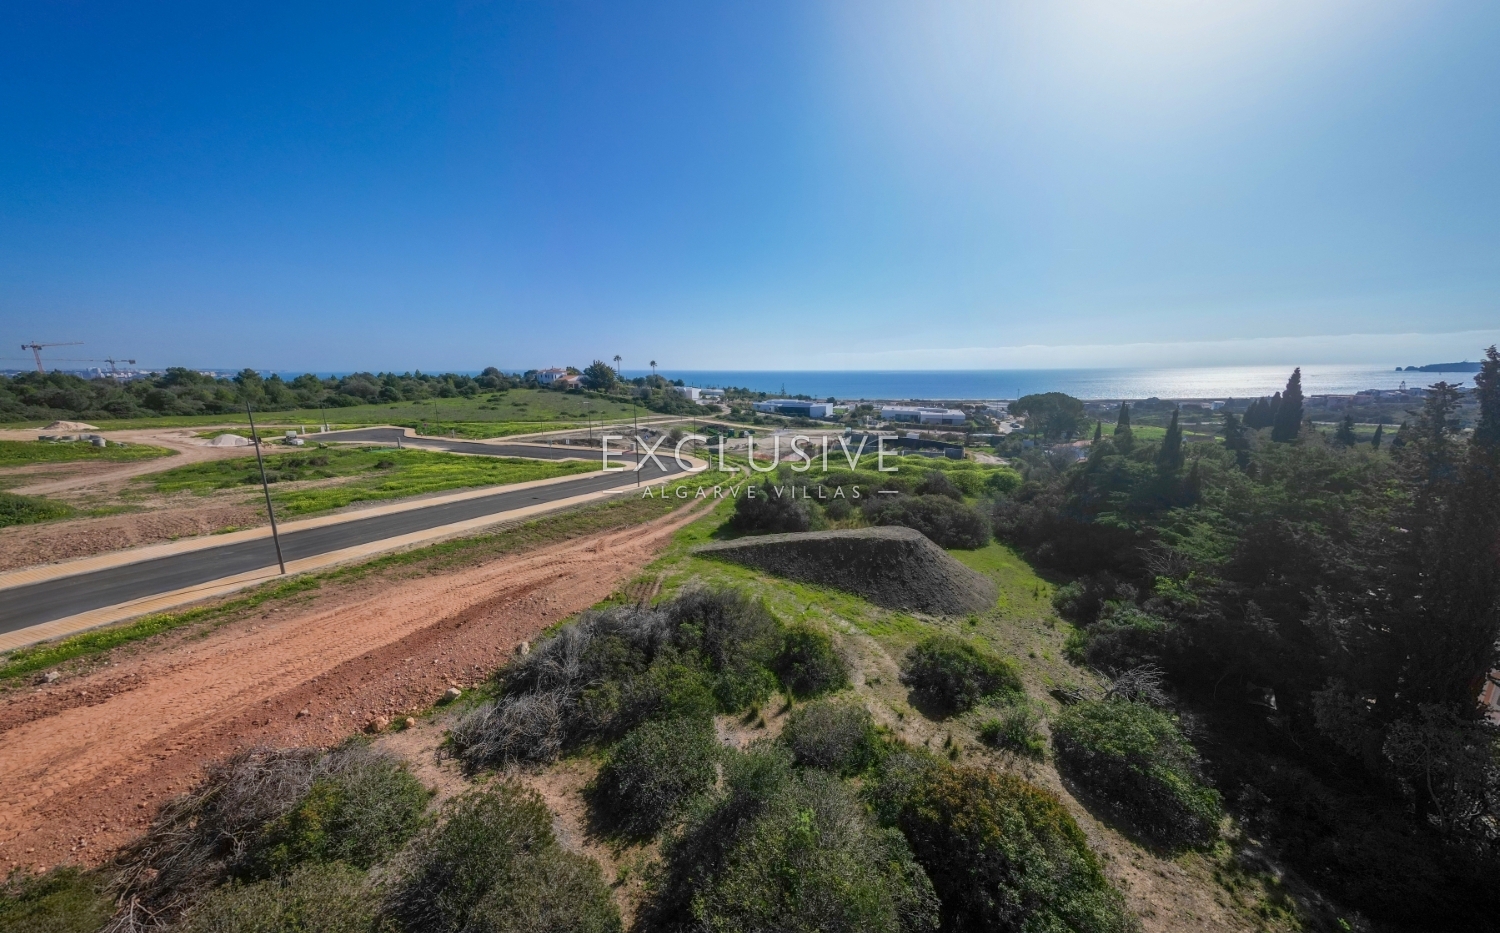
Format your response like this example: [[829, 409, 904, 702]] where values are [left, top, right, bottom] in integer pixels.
[[2, 1, 1498, 373]]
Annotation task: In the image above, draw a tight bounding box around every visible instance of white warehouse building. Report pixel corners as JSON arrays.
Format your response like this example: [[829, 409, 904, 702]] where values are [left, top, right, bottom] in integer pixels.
[[752, 398, 835, 418], [881, 405, 967, 425]]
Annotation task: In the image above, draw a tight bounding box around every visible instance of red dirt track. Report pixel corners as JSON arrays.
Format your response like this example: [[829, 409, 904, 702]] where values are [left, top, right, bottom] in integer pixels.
[[0, 501, 708, 872]]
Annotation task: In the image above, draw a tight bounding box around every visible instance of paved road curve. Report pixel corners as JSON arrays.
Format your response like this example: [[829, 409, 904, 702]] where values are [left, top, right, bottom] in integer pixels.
[[0, 436, 684, 636]]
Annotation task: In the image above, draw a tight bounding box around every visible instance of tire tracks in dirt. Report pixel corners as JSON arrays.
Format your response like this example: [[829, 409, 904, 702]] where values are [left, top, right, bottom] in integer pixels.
[[0, 499, 710, 872]]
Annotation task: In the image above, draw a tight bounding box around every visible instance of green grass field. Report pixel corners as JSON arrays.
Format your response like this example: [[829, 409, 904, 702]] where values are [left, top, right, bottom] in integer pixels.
[[138, 445, 602, 516], [0, 389, 645, 433], [0, 440, 174, 466], [0, 491, 76, 529]]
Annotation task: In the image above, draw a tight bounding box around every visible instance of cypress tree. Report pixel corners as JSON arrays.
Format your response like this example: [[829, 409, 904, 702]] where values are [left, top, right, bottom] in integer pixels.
[[1093, 420, 1102, 443], [1223, 411, 1251, 468], [1113, 401, 1133, 451], [1156, 408, 1184, 472], [1371, 422, 1385, 449], [1334, 414, 1357, 446], [1474, 345, 1500, 450], [1270, 369, 1304, 442]]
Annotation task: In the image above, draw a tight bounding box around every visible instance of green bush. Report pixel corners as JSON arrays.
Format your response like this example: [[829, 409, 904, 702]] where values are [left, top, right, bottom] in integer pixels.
[[658, 752, 939, 933], [978, 705, 1047, 759], [458, 589, 785, 766], [781, 699, 880, 775], [383, 782, 620, 933], [897, 765, 1137, 933], [775, 624, 849, 699], [247, 746, 432, 877], [176, 862, 375, 933], [1052, 699, 1222, 849], [1064, 604, 1168, 674], [867, 494, 992, 549], [914, 471, 963, 500], [595, 717, 720, 837], [669, 587, 783, 711], [0, 491, 73, 529], [0, 867, 112, 933], [728, 482, 815, 533], [898, 634, 1021, 716]]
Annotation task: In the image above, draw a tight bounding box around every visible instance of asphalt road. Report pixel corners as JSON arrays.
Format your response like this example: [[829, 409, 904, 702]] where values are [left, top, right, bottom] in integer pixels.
[[313, 427, 608, 459], [0, 438, 685, 636]]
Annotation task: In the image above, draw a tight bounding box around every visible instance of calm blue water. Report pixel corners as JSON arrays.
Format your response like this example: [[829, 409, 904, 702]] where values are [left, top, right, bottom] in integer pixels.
[[634, 366, 1464, 401]]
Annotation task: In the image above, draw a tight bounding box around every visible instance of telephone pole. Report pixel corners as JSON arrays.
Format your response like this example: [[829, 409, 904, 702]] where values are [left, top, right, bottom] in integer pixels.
[[246, 401, 287, 575]]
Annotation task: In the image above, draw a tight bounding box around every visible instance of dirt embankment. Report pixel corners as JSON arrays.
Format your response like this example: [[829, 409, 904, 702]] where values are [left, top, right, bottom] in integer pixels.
[[0, 500, 709, 873], [696, 526, 998, 615]]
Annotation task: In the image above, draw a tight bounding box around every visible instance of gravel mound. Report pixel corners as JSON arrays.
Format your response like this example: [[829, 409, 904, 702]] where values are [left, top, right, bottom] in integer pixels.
[[695, 527, 997, 616], [43, 420, 98, 431], [207, 433, 255, 447]]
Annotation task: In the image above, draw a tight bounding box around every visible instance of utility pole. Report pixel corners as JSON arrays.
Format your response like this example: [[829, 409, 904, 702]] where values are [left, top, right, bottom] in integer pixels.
[[318, 399, 329, 433], [633, 393, 641, 487], [246, 401, 287, 575]]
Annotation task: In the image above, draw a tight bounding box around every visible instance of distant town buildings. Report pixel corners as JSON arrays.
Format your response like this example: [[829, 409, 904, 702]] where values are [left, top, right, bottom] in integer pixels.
[[753, 398, 835, 418], [880, 405, 967, 425]]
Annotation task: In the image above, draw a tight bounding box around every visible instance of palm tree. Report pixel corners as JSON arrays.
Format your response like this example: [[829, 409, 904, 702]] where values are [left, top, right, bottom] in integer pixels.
[[650, 359, 657, 376], [613, 354, 622, 374]]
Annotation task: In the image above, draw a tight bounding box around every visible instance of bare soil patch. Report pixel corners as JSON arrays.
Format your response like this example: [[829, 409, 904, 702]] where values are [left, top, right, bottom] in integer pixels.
[[0, 499, 710, 874], [0, 502, 262, 571]]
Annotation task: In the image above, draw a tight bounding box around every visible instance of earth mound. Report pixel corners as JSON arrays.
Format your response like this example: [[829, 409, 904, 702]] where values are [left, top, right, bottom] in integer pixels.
[[207, 433, 254, 447], [43, 420, 98, 431], [695, 526, 997, 615]]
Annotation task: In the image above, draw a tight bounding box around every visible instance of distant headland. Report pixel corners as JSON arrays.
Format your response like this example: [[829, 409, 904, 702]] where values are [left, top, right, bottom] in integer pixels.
[[1398, 361, 1482, 372]]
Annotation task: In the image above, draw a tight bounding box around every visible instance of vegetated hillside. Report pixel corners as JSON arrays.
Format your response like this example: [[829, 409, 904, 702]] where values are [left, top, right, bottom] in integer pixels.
[[992, 358, 1500, 932], [7, 478, 1299, 933]]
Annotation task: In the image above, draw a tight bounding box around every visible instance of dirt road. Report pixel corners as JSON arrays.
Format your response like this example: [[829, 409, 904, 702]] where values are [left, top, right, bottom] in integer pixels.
[[0, 499, 709, 873]]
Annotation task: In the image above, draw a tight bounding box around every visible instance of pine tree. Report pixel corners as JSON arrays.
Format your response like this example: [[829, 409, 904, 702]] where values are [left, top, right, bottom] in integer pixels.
[[1371, 422, 1384, 449], [1156, 408, 1184, 472], [1270, 369, 1304, 442], [1334, 414, 1357, 446]]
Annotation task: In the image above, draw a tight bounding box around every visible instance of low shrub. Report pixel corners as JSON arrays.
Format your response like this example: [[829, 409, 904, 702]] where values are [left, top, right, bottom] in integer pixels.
[[728, 482, 814, 533], [978, 705, 1046, 759], [914, 471, 963, 500], [653, 747, 939, 933], [897, 765, 1137, 933], [669, 587, 782, 711], [0, 491, 74, 529], [113, 747, 325, 921], [1064, 604, 1168, 674], [455, 589, 784, 767], [775, 624, 849, 698], [867, 494, 992, 549], [383, 782, 620, 933], [112, 744, 428, 924], [1051, 699, 1222, 849], [781, 699, 880, 774], [0, 867, 111, 933], [246, 745, 432, 877], [1050, 572, 1137, 625], [176, 862, 374, 933], [899, 635, 1021, 716], [595, 717, 719, 838]]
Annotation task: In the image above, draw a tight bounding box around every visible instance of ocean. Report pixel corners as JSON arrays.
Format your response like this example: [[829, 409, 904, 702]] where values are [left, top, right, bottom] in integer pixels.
[[637, 366, 1474, 401]]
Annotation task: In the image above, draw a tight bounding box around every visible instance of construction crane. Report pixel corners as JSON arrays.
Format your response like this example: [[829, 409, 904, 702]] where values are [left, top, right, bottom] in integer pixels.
[[20, 342, 83, 373], [104, 357, 136, 378]]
